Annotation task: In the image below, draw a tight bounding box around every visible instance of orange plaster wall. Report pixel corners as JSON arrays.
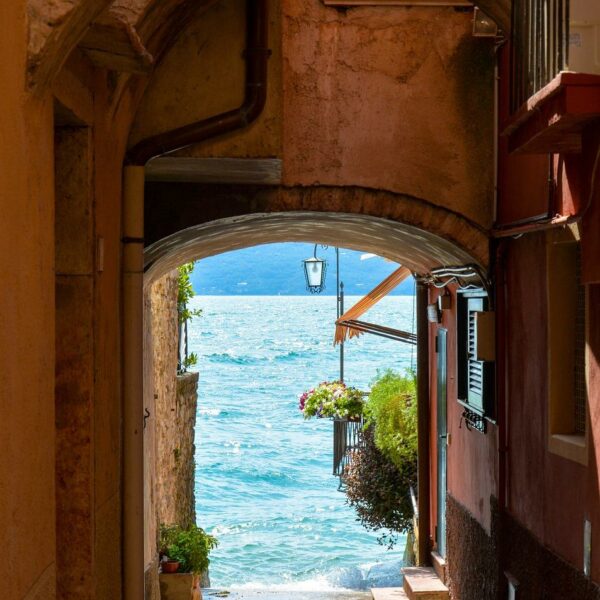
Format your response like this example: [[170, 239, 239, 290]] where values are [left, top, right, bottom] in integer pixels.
[[281, 1, 495, 228], [131, 0, 495, 231], [129, 0, 284, 159], [0, 2, 57, 598]]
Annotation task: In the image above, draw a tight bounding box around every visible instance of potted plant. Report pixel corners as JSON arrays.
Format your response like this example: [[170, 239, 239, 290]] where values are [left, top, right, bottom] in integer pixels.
[[298, 381, 365, 420], [159, 524, 218, 600]]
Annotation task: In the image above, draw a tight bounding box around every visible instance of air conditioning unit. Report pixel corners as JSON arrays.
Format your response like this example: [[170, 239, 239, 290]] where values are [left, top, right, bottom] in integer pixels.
[[568, 0, 600, 75]]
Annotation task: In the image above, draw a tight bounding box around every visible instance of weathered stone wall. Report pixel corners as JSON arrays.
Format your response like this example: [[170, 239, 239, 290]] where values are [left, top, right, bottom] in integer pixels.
[[157, 371, 199, 529], [144, 269, 200, 599]]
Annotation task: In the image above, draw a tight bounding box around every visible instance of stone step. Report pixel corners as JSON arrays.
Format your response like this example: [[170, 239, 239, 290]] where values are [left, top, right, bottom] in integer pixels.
[[430, 551, 447, 584], [371, 588, 409, 600], [402, 567, 449, 600]]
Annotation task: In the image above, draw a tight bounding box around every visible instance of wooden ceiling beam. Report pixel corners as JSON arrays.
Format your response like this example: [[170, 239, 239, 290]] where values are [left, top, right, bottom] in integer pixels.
[[78, 18, 154, 74]]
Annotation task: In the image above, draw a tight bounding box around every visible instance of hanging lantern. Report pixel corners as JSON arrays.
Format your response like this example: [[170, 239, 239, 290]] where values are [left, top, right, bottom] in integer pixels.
[[303, 245, 327, 293]]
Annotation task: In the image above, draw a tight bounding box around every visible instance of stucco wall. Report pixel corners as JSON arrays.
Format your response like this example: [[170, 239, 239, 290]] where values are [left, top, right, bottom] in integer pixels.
[[0, 2, 57, 598], [501, 235, 600, 583], [131, 0, 494, 231]]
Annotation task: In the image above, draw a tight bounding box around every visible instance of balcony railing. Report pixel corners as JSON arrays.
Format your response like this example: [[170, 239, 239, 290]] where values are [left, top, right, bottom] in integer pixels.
[[333, 417, 365, 487], [511, 0, 570, 111]]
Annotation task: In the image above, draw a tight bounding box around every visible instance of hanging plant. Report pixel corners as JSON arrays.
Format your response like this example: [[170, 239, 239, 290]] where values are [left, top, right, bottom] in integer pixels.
[[343, 370, 418, 549], [298, 381, 365, 420]]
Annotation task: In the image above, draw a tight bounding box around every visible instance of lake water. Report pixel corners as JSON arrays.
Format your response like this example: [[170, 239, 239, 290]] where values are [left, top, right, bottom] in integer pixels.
[[190, 295, 415, 593]]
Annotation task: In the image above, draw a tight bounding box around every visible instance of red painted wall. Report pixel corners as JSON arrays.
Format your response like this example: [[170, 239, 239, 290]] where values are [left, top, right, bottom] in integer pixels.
[[428, 286, 499, 544], [502, 236, 600, 582], [496, 38, 600, 583]]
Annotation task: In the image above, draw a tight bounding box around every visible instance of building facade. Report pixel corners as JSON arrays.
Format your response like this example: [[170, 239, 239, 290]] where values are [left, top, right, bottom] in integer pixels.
[[0, 0, 599, 598]]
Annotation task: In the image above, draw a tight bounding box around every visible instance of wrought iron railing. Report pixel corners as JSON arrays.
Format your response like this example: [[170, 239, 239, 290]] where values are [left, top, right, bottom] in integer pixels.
[[511, 0, 570, 112], [333, 417, 365, 485]]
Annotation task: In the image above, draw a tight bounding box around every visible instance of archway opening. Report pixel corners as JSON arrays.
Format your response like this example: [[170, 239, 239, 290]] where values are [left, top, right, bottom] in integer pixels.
[[142, 212, 482, 598]]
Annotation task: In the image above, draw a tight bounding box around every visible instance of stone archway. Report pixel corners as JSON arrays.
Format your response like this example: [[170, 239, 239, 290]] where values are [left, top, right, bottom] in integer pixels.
[[143, 184, 490, 286]]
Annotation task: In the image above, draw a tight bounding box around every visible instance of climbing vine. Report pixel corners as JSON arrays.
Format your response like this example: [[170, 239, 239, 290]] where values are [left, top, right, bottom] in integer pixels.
[[177, 262, 202, 372]]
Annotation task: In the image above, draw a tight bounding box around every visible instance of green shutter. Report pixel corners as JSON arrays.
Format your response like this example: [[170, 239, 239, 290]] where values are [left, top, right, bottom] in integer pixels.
[[467, 297, 484, 412]]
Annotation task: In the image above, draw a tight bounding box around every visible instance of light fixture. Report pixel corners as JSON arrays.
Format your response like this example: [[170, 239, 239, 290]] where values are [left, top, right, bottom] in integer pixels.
[[427, 303, 441, 324], [472, 7, 498, 38], [303, 244, 327, 294]]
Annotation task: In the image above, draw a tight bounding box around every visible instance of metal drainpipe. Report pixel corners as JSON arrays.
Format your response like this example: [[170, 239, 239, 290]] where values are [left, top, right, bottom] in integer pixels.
[[126, 0, 270, 166], [122, 165, 145, 600], [121, 3, 270, 596], [416, 282, 431, 566]]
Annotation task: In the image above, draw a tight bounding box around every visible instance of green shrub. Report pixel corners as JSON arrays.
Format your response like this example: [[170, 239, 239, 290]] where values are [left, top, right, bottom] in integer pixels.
[[343, 369, 418, 548], [364, 369, 417, 471], [159, 524, 218, 574]]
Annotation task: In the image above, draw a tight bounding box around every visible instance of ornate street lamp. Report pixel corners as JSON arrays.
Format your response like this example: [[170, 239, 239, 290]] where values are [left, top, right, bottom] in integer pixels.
[[303, 244, 327, 294], [302, 244, 344, 382]]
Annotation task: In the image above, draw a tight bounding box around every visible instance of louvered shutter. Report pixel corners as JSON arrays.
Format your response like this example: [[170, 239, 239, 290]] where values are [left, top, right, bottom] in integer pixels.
[[466, 297, 484, 413], [457, 290, 495, 420]]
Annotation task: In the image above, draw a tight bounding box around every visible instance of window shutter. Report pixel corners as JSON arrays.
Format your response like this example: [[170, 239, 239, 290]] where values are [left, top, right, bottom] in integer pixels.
[[457, 291, 495, 420], [467, 297, 484, 412]]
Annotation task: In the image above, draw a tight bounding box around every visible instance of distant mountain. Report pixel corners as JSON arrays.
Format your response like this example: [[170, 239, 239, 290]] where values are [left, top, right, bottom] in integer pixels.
[[190, 242, 415, 296]]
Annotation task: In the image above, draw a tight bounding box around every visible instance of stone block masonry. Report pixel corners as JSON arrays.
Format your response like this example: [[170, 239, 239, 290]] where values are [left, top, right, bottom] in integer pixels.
[[145, 270, 203, 599], [150, 270, 199, 530], [159, 370, 199, 530]]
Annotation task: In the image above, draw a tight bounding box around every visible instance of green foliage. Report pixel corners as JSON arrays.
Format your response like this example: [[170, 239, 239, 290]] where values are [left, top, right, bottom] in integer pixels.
[[299, 381, 365, 420], [159, 524, 218, 574], [344, 428, 415, 548], [343, 369, 418, 548], [182, 352, 198, 371], [178, 262, 202, 325], [364, 369, 417, 470]]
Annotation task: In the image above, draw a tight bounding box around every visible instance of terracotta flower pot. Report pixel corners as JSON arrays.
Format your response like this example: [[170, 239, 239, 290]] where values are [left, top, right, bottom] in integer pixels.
[[162, 560, 180, 574]]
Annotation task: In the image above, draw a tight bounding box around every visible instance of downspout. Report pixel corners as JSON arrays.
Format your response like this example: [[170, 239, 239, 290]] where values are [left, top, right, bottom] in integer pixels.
[[126, 0, 270, 166], [416, 282, 431, 566], [122, 165, 145, 600], [122, 2, 269, 597]]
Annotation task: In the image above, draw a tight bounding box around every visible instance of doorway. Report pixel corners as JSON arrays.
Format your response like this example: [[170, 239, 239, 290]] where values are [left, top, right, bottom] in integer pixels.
[[436, 328, 447, 558]]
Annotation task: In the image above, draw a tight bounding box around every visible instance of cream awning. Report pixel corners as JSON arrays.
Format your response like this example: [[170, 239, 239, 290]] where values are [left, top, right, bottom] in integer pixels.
[[334, 265, 412, 345]]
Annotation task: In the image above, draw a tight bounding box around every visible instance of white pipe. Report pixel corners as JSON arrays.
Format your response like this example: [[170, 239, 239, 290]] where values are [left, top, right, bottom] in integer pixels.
[[122, 165, 145, 600]]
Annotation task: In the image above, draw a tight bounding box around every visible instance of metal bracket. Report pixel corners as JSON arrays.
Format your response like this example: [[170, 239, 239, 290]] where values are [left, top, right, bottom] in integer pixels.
[[461, 407, 487, 433]]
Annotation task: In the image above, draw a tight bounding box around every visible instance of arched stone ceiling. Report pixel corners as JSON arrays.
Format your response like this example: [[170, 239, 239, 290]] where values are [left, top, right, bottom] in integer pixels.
[[144, 211, 481, 287]]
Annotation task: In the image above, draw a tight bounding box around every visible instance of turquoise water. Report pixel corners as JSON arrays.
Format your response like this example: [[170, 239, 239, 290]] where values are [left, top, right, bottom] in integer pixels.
[[190, 295, 415, 592]]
